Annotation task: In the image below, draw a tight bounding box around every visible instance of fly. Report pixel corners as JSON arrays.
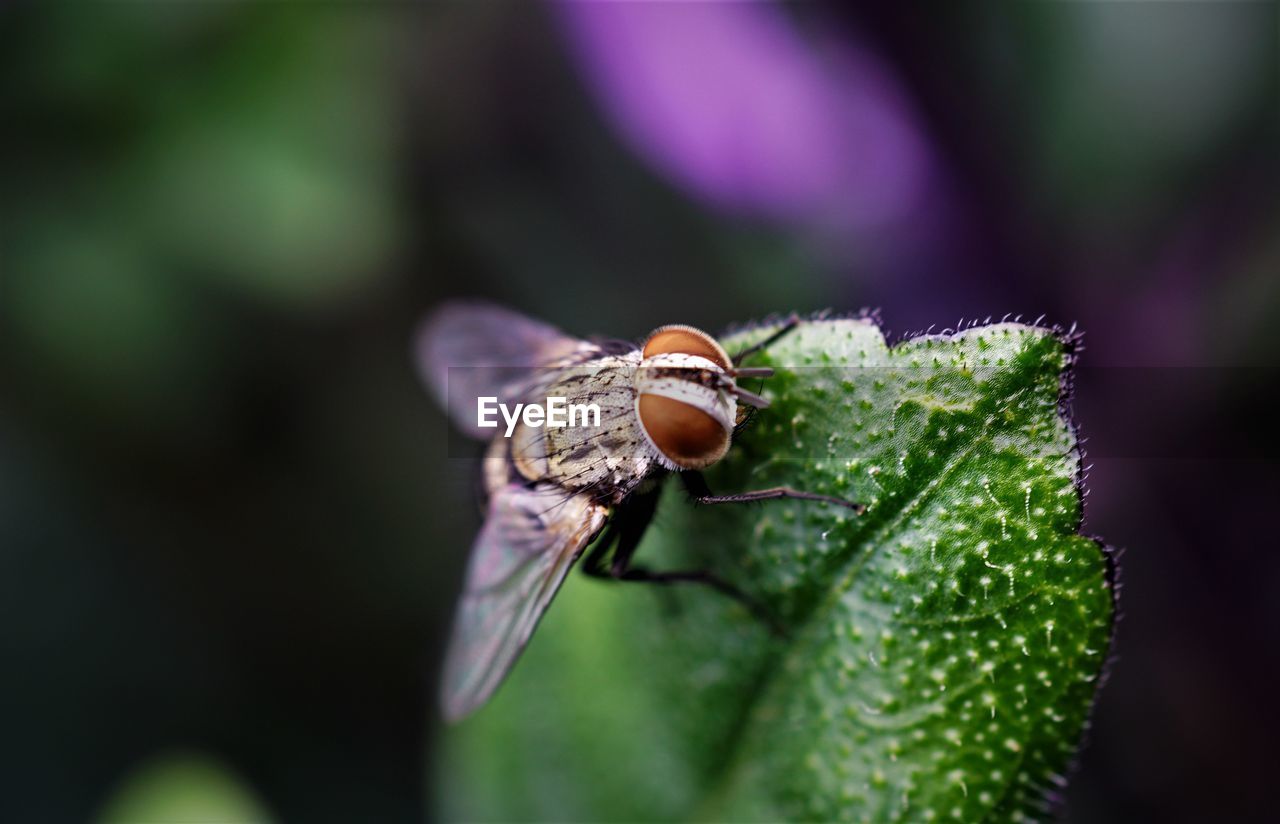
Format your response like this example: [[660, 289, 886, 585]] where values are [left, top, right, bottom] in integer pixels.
[[416, 302, 863, 721]]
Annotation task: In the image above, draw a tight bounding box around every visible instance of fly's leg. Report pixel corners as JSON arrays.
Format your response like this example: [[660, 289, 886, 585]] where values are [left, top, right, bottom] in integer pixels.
[[681, 471, 865, 514], [580, 485, 661, 578], [580, 520, 622, 578], [730, 313, 800, 366], [580, 484, 784, 635], [718, 314, 864, 511], [610, 566, 784, 636], [729, 314, 800, 432]]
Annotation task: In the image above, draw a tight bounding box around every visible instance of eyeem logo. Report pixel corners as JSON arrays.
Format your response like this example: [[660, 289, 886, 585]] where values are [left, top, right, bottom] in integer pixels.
[[477, 396, 602, 438]]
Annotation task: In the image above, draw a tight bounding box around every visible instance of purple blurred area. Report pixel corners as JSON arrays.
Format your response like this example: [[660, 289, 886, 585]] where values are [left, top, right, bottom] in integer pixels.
[[557, 1, 933, 229], [0, 1, 1277, 822]]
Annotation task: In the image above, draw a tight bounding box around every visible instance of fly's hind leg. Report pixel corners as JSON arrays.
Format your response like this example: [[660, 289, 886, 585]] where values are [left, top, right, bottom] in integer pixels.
[[580, 484, 784, 635], [610, 566, 784, 636], [580, 485, 661, 579]]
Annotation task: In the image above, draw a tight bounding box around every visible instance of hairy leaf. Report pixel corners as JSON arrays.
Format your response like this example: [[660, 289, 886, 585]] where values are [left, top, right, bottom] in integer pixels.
[[437, 317, 1114, 823]]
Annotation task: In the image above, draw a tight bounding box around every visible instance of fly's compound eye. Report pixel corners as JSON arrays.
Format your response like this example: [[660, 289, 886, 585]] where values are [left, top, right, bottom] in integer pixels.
[[642, 325, 732, 370], [636, 394, 731, 470]]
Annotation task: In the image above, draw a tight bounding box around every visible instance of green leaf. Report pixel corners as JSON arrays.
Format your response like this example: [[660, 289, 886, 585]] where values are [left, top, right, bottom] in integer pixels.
[[437, 317, 1114, 823]]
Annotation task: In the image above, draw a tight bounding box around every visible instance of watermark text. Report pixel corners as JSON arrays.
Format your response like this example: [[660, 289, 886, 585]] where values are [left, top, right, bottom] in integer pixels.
[[477, 396, 601, 437]]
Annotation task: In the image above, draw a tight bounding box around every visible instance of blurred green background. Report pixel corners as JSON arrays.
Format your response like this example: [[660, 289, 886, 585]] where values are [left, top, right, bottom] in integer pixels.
[[0, 2, 1276, 822]]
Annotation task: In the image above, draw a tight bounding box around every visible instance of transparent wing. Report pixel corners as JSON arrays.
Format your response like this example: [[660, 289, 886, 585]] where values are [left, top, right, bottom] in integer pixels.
[[415, 301, 590, 438], [440, 482, 609, 721]]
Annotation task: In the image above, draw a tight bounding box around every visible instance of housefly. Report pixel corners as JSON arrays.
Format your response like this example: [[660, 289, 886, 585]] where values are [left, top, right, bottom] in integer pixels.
[[416, 302, 862, 721]]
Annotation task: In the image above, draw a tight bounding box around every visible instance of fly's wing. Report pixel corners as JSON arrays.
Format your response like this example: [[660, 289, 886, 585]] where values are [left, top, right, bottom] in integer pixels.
[[440, 481, 609, 721], [416, 301, 592, 438]]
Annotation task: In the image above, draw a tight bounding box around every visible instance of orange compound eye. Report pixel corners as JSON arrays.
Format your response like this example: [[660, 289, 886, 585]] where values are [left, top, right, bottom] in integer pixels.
[[642, 325, 732, 370], [636, 393, 731, 470]]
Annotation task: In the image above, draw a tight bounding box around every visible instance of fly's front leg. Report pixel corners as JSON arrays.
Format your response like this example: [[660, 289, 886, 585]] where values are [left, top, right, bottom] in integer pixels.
[[681, 471, 865, 514], [730, 313, 800, 366], [728, 314, 801, 431]]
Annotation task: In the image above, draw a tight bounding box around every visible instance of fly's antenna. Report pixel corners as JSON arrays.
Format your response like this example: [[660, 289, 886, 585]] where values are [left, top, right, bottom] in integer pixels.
[[722, 366, 772, 408], [730, 384, 770, 409]]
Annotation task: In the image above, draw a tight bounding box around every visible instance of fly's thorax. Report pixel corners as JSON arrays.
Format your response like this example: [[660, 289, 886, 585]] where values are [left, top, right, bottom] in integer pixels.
[[508, 351, 655, 499], [634, 352, 738, 471]]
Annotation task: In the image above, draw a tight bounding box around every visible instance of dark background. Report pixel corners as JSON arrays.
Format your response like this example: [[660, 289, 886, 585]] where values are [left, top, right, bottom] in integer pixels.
[[1, 2, 1277, 822]]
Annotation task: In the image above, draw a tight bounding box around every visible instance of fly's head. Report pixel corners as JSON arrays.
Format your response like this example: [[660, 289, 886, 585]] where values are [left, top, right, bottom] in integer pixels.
[[634, 325, 773, 471]]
